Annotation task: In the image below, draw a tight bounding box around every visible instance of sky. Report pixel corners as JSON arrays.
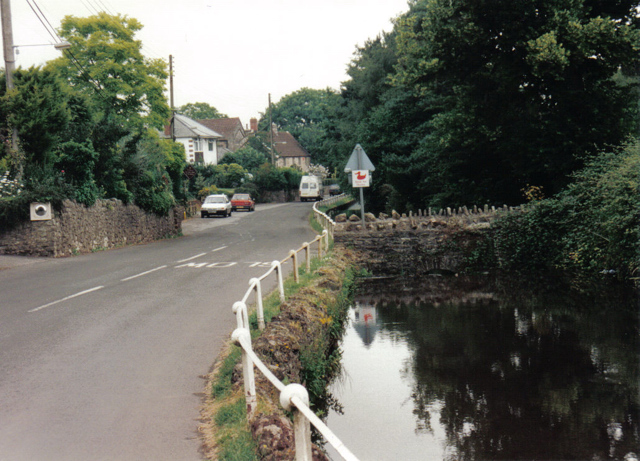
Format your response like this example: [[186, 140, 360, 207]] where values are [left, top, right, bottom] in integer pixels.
[[3, 0, 410, 128]]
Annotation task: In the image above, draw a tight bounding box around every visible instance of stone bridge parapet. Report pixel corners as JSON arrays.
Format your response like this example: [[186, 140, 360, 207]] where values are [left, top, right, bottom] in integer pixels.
[[333, 204, 522, 276]]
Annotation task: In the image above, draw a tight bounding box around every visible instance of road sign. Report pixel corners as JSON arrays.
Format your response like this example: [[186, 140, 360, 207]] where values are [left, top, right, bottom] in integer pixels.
[[352, 170, 370, 188], [183, 165, 197, 179], [344, 144, 376, 227], [344, 144, 375, 172]]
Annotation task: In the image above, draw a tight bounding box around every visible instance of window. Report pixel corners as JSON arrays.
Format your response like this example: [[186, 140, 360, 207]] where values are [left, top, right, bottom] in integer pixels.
[[195, 152, 204, 163], [208, 140, 214, 151], [194, 139, 201, 151]]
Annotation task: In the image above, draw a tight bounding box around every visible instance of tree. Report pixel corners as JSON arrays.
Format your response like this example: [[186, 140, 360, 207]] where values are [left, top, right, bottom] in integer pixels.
[[43, 13, 184, 208], [54, 141, 100, 206], [252, 163, 286, 191], [0, 67, 70, 170], [392, 0, 640, 205], [262, 88, 341, 168], [120, 130, 186, 215], [178, 102, 227, 120], [333, 31, 433, 213], [47, 12, 170, 130], [218, 146, 269, 171]]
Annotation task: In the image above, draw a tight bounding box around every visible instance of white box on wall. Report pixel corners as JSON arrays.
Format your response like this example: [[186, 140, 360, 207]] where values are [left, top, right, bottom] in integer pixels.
[[30, 202, 52, 221]]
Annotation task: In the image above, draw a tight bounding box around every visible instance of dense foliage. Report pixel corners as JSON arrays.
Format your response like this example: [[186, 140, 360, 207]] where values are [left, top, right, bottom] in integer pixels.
[[388, 0, 639, 207], [494, 140, 639, 279], [178, 102, 227, 120], [262, 0, 639, 216], [259, 88, 342, 169], [0, 13, 182, 218]]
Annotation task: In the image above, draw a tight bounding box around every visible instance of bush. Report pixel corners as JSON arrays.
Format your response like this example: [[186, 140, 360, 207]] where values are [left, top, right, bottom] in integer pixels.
[[55, 141, 100, 206], [494, 140, 639, 280], [198, 185, 220, 199], [0, 169, 72, 232], [132, 170, 175, 216], [252, 163, 286, 191]]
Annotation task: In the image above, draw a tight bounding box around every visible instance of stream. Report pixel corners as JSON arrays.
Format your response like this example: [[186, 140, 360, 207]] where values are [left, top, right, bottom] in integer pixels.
[[325, 275, 639, 460]]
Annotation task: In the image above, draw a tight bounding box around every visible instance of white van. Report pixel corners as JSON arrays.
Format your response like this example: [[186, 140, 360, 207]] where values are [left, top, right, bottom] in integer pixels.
[[299, 175, 323, 202]]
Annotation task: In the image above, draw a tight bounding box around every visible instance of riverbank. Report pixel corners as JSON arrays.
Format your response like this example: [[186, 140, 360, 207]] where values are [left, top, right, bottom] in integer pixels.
[[199, 246, 362, 460]]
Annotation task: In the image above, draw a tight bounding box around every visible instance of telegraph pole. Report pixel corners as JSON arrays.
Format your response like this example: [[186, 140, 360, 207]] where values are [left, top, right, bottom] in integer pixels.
[[1, 0, 20, 177], [169, 55, 175, 141], [1, 0, 15, 91], [268, 93, 274, 164], [169, 54, 174, 110]]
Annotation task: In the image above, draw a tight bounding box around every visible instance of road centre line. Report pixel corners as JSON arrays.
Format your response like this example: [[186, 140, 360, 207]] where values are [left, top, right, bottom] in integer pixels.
[[121, 265, 168, 282], [211, 246, 227, 252], [28, 286, 104, 313], [176, 253, 207, 263]]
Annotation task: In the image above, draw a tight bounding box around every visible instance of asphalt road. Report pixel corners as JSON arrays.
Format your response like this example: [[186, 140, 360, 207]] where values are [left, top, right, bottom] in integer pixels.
[[0, 202, 317, 461]]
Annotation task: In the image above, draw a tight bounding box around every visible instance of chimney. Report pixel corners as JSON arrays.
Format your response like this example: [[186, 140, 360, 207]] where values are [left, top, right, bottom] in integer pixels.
[[250, 118, 258, 132]]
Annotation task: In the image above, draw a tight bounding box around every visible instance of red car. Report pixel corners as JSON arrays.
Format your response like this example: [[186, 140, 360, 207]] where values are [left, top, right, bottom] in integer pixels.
[[230, 193, 255, 212]]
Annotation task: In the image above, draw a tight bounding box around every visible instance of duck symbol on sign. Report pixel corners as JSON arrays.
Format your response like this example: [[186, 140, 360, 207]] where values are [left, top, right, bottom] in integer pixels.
[[356, 171, 367, 180]]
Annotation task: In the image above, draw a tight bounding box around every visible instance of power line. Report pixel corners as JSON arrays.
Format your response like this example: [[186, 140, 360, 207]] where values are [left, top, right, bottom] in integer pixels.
[[79, 0, 100, 16], [93, 0, 114, 15], [30, 0, 61, 40], [25, 0, 58, 42]]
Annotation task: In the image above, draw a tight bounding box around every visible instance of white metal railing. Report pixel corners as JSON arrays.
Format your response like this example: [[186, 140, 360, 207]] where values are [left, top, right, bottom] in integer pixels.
[[312, 193, 352, 241], [230, 226, 359, 461]]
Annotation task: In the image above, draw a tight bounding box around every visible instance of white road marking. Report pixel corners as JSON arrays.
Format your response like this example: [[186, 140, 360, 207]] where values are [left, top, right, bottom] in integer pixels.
[[175, 262, 209, 268], [121, 265, 168, 282], [206, 262, 237, 268], [29, 286, 104, 313], [211, 246, 227, 252], [176, 253, 207, 263]]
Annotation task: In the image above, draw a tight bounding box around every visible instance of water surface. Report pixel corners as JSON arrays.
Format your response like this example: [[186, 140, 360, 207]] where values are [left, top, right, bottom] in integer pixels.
[[326, 276, 639, 460]]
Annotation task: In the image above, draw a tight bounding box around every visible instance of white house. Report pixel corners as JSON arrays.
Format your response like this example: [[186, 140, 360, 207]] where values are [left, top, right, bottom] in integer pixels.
[[166, 113, 222, 165]]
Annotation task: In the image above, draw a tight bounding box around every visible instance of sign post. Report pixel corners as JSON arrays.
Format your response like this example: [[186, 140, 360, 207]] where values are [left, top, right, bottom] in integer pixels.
[[344, 144, 375, 225]]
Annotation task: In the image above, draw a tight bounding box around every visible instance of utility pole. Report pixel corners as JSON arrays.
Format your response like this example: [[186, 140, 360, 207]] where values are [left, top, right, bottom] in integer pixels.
[[169, 54, 174, 111], [1, 0, 15, 91], [268, 93, 274, 165], [169, 55, 175, 141], [1, 0, 20, 177]]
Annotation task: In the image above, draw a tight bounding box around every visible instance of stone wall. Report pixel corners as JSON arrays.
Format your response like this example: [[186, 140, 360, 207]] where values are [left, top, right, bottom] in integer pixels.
[[333, 210, 503, 276], [0, 199, 183, 257]]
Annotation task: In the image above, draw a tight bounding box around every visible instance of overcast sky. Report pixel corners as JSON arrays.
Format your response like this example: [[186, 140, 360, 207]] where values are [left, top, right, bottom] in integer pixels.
[[3, 0, 409, 127]]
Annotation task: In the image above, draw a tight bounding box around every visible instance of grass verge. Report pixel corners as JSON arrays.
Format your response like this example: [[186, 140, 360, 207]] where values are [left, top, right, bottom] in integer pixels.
[[199, 246, 360, 460]]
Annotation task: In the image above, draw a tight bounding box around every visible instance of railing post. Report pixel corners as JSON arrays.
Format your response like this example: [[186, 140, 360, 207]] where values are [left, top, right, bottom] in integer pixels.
[[233, 301, 249, 329], [322, 230, 329, 253], [249, 278, 265, 330], [272, 260, 285, 302], [280, 384, 312, 461], [303, 242, 310, 272], [289, 250, 299, 283], [231, 328, 257, 418]]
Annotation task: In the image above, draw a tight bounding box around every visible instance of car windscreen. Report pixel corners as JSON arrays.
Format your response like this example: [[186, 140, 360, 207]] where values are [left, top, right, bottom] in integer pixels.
[[205, 197, 224, 203], [232, 195, 249, 200]]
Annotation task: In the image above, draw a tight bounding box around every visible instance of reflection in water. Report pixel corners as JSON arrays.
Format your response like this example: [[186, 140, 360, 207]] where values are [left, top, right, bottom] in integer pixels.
[[326, 276, 639, 461], [353, 302, 378, 347]]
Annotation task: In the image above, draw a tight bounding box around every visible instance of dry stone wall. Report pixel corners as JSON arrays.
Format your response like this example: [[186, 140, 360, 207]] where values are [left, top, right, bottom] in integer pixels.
[[333, 207, 514, 276], [0, 199, 183, 257]]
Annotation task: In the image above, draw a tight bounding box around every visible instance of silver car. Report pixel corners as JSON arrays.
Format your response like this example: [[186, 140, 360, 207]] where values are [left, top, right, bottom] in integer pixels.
[[201, 194, 232, 218]]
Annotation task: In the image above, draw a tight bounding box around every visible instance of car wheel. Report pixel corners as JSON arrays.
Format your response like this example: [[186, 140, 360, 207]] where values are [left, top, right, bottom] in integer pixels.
[[201, 213, 206, 218], [228, 209, 232, 217]]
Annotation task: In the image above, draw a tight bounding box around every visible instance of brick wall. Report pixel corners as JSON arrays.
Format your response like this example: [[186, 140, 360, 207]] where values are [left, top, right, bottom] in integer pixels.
[[0, 199, 183, 257]]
